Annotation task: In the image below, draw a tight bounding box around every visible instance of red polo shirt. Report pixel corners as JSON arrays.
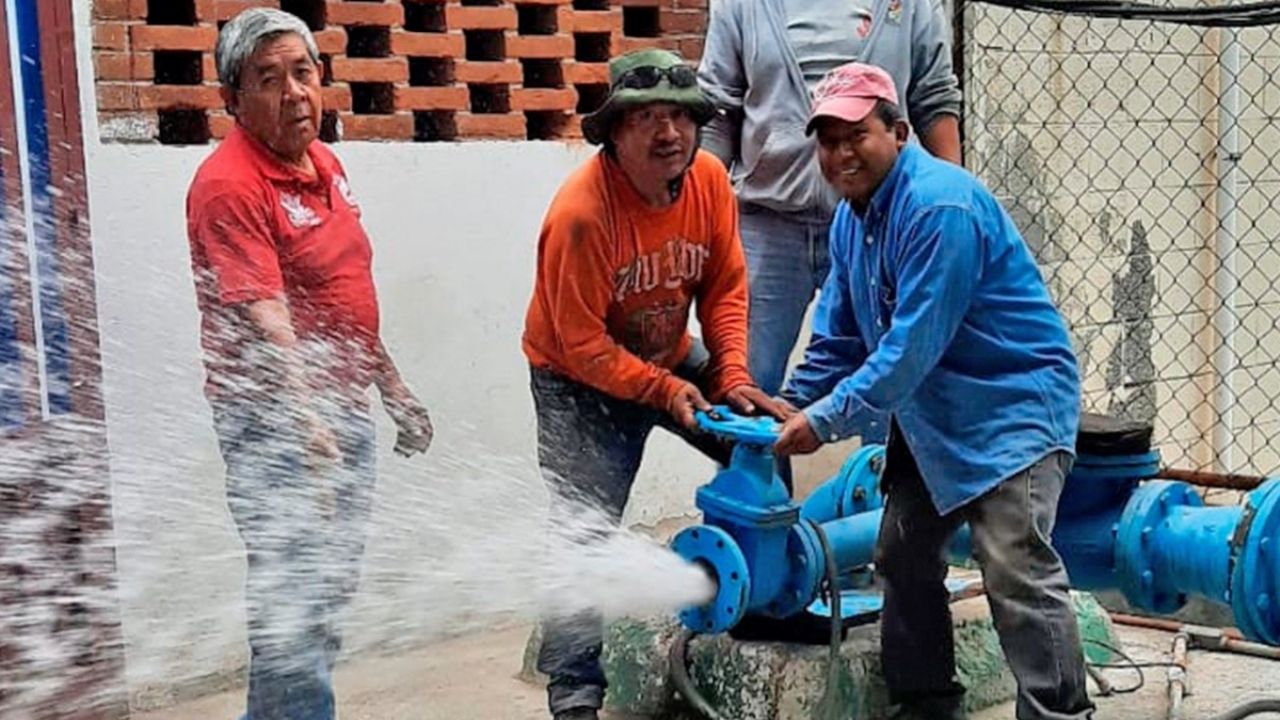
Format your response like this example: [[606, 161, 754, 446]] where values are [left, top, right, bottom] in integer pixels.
[[186, 127, 380, 401]]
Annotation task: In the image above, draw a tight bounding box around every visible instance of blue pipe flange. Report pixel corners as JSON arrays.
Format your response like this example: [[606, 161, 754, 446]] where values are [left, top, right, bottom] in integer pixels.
[[767, 520, 825, 618], [1058, 450, 1159, 519], [1115, 480, 1203, 614], [672, 524, 751, 633], [1073, 450, 1162, 471], [801, 444, 886, 523], [1230, 479, 1280, 645]]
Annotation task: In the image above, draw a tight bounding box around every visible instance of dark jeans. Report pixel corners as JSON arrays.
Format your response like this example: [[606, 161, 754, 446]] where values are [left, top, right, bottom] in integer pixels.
[[531, 345, 730, 715], [213, 395, 377, 720], [877, 422, 1094, 720]]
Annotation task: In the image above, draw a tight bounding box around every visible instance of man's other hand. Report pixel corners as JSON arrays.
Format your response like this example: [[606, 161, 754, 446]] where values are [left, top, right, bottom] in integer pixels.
[[669, 382, 713, 430], [774, 412, 822, 457], [725, 385, 790, 420], [384, 386, 435, 457]]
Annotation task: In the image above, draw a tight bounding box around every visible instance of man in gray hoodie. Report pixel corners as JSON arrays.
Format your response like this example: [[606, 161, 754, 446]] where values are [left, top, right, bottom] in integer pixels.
[[699, 0, 963, 410]]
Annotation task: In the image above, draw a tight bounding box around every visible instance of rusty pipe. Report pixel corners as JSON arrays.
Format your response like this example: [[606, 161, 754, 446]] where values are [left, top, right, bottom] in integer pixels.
[[1108, 613, 1235, 637], [1110, 613, 1280, 660], [1157, 468, 1266, 491], [1110, 612, 1245, 640], [1192, 631, 1280, 661]]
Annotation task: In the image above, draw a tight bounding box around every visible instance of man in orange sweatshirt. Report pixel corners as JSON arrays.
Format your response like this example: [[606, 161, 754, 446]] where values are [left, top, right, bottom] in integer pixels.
[[522, 48, 783, 720]]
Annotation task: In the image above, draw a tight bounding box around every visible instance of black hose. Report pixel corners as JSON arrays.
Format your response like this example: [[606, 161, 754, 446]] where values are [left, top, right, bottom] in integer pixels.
[[1086, 636, 1280, 719], [1086, 664, 1115, 696], [669, 520, 845, 720], [808, 519, 847, 720], [1206, 698, 1280, 720], [668, 627, 728, 720], [1084, 637, 1172, 694]]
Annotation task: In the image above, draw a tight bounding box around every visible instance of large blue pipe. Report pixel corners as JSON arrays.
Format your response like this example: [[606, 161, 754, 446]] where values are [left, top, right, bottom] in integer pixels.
[[672, 408, 1280, 646], [813, 488, 1238, 604], [800, 445, 886, 523], [806, 471, 1277, 642], [1157, 505, 1237, 602], [821, 509, 881, 570], [1051, 503, 1123, 591]]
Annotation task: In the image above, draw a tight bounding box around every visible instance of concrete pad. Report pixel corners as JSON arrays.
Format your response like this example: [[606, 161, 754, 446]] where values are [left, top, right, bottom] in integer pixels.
[[522, 592, 1119, 719]]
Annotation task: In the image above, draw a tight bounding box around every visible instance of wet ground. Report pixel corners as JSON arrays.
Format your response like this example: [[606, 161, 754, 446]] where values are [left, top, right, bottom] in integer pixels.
[[138, 621, 1280, 720]]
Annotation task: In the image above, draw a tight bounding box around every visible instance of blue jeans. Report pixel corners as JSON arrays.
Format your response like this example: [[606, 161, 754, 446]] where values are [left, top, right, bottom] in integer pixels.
[[530, 344, 731, 714], [213, 395, 377, 720], [740, 202, 833, 397]]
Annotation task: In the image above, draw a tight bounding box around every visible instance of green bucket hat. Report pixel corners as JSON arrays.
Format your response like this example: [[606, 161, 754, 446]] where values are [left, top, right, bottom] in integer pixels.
[[581, 48, 715, 146]]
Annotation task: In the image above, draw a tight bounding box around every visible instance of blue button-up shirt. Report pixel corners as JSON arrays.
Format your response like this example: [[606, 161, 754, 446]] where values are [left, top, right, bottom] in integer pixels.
[[782, 144, 1081, 514]]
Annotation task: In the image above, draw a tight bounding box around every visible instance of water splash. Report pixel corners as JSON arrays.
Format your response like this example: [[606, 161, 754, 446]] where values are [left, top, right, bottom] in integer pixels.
[[2, 394, 714, 718]]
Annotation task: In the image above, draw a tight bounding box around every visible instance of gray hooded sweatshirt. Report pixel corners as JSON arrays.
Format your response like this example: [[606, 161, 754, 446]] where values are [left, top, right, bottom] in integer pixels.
[[698, 0, 962, 217]]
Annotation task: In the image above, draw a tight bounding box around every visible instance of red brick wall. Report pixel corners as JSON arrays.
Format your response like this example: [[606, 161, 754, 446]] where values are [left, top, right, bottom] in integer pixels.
[[92, 0, 709, 144]]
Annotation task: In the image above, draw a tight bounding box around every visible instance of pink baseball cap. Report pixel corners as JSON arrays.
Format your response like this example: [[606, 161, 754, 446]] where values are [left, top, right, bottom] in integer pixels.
[[805, 62, 900, 135]]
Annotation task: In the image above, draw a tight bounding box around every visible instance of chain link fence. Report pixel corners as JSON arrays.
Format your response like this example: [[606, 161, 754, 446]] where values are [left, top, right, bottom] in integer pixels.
[[960, 1, 1280, 484]]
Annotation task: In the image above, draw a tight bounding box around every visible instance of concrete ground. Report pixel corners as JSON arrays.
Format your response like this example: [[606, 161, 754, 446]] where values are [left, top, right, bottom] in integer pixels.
[[138, 622, 1280, 720], [974, 624, 1280, 720]]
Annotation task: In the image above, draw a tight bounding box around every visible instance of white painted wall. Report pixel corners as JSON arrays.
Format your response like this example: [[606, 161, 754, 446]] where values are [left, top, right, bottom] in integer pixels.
[[70, 0, 862, 704], [71, 0, 734, 702], [89, 136, 737, 702]]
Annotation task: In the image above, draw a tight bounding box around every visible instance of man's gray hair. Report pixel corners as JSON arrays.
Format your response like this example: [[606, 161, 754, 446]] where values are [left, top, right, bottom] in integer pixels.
[[215, 8, 320, 90]]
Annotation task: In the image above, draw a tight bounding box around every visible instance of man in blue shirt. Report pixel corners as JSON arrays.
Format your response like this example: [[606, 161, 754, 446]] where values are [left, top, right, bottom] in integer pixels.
[[774, 62, 1094, 720]]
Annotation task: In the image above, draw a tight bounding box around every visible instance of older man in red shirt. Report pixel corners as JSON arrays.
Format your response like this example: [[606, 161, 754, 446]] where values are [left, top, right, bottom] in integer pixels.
[[184, 8, 433, 720]]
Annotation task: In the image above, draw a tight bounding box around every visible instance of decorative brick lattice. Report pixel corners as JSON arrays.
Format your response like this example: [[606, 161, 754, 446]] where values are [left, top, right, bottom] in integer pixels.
[[91, 0, 709, 143]]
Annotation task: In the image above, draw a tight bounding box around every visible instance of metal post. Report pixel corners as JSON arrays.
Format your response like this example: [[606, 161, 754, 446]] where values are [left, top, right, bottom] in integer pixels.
[[1212, 20, 1241, 473], [1166, 632, 1190, 720]]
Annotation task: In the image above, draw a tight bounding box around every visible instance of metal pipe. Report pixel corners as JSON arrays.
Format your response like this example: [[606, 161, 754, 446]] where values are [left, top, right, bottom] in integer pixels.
[[1053, 502, 1125, 590], [821, 508, 974, 574], [1211, 18, 1241, 473], [1185, 625, 1280, 661], [1158, 467, 1264, 491], [1108, 612, 1243, 639], [1109, 614, 1280, 660], [1152, 504, 1239, 603], [801, 446, 884, 523], [1216, 637, 1280, 661], [1167, 632, 1190, 720], [677, 409, 1280, 641], [820, 509, 882, 571]]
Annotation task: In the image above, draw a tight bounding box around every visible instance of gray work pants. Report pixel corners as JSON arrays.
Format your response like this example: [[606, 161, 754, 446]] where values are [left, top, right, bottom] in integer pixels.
[[877, 421, 1095, 720]]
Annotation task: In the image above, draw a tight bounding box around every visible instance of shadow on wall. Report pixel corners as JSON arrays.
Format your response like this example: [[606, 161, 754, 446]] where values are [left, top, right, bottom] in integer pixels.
[[974, 110, 1158, 427], [1105, 220, 1157, 424]]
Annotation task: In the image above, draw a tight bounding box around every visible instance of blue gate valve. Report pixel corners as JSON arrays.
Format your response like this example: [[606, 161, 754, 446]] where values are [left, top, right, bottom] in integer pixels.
[[671, 407, 826, 633]]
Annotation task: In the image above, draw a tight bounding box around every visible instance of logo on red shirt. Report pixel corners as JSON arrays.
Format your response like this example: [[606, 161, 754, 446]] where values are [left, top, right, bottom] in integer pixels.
[[334, 174, 360, 211], [281, 193, 322, 228]]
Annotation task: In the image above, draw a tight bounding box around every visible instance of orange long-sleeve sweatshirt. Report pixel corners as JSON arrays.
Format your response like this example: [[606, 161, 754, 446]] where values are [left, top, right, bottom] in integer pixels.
[[522, 149, 753, 410]]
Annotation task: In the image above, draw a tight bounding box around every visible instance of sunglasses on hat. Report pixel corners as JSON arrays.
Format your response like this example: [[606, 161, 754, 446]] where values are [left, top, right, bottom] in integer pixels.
[[613, 64, 698, 91]]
